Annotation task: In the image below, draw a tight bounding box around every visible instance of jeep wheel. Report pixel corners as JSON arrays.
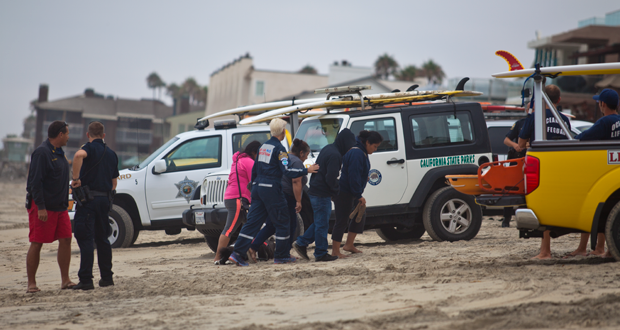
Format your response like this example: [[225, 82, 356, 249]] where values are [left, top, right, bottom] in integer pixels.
[[605, 200, 620, 261], [377, 225, 425, 242], [293, 213, 305, 241], [198, 228, 237, 253], [109, 205, 135, 248], [423, 187, 482, 242]]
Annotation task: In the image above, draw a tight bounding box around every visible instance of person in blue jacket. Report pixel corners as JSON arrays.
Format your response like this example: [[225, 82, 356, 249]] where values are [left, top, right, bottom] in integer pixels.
[[566, 88, 619, 259], [518, 84, 571, 151], [331, 130, 383, 257], [229, 119, 319, 266]]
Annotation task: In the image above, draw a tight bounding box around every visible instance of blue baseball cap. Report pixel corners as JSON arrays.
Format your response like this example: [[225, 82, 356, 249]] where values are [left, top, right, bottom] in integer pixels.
[[593, 88, 619, 108]]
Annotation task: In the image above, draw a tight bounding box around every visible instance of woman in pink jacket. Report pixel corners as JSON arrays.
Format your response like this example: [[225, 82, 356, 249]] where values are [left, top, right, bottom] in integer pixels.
[[214, 141, 261, 264]]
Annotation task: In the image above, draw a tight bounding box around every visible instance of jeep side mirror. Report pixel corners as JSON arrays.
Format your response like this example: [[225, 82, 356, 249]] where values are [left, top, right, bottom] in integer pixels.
[[152, 159, 167, 174]]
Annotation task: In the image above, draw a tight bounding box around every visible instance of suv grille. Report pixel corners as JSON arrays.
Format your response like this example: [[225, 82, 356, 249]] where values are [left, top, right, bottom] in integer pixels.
[[203, 178, 228, 206]]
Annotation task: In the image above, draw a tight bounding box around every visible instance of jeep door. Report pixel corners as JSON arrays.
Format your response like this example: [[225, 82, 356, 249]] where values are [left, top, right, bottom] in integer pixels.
[[145, 135, 225, 221], [347, 113, 408, 207]]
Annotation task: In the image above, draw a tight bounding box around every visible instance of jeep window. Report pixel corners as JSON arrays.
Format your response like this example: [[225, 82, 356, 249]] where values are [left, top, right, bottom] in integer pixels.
[[296, 118, 343, 152], [163, 136, 222, 172], [232, 132, 271, 154], [410, 112, 474, 148], [350, 117, 398, 152], [134, 137, 179, 170]]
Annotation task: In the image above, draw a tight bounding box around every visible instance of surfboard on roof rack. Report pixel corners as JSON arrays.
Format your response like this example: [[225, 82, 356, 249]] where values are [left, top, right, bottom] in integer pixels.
[[239, 80, 482, 125], [492, 62, 620, 78]]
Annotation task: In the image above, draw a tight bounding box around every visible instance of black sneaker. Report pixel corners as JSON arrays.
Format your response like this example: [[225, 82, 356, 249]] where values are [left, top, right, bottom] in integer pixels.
[[315, 253, 338, 262], [292, 241, 309, 260], [72, 282, 95, 291], [99, 279, 114, 287]]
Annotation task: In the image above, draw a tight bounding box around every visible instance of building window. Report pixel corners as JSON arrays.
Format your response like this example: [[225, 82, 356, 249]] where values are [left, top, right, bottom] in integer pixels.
[[255, 81, 265, 96]]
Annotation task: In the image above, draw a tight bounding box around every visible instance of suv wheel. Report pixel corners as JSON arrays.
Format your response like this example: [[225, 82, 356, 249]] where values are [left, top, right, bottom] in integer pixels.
[[109, 205, 135, 248], [377, 225, 425, 242], [605, 200, 620, 261], [422, 187, 482, 242]]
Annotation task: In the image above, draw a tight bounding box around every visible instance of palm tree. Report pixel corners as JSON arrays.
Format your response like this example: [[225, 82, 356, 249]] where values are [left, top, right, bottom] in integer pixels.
[[299, 65, 318, 74], [396, 65, 419, 82], [374, 54, 399, 80], [146, 72, 166, 100], [181, 78, 200, 105], [421, 60, 446, 85], [166, 83, 180, 100]]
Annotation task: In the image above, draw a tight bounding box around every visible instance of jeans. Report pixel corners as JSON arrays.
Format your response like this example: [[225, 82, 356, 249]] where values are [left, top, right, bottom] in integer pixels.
[[296, 195, 331, 258], [233, 184, 291, 259], [73, 196, 113, 283], [251, 194, 297, 252]]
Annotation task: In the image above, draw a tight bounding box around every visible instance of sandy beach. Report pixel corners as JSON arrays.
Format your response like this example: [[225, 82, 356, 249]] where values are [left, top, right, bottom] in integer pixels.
[[2, 180, 620, 330]]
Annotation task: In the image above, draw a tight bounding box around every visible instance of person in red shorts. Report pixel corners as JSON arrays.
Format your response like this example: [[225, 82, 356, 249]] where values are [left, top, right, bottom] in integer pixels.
[[25, 121, 76, 293]]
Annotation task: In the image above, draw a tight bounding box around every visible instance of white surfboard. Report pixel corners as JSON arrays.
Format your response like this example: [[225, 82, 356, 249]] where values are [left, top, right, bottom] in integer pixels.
[[197, 97, 328, 122], [492, 62, 620, 78], [239, 90, 482, 125]]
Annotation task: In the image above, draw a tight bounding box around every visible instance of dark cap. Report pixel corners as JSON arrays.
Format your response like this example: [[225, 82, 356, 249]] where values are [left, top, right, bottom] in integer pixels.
[[593, 88, 619, 109]]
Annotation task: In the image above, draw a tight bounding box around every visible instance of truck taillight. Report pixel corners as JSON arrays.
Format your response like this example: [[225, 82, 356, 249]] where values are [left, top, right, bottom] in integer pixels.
[[524, 155, 540, 194]]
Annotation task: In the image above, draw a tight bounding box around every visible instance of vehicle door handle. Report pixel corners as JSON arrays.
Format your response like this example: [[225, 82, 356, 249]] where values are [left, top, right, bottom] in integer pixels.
[[387, 159, 405, 165]]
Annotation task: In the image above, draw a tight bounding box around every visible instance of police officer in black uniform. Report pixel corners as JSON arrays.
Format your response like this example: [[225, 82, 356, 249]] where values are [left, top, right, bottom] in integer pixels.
[[71, 121, 119, 290], [229, 118, 319, 266]]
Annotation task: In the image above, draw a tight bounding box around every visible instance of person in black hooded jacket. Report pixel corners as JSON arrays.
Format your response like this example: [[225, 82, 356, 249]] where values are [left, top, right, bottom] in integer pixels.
[[293, 128, 356, 262]]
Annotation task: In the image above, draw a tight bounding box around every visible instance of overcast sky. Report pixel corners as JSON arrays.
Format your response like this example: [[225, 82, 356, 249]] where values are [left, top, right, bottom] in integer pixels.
[[1, 0, 619, 147]]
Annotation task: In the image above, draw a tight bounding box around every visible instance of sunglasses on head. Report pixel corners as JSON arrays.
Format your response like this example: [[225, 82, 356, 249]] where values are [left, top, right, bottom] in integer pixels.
[[54, 122, 68, 136]]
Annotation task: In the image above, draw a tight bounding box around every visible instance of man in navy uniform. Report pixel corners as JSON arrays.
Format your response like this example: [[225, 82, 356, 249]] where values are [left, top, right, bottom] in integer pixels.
[[565, 88, 620, 259], [71, 121, 119, 290], [229, 118, 319, 266], [518, 84, 571, 150]]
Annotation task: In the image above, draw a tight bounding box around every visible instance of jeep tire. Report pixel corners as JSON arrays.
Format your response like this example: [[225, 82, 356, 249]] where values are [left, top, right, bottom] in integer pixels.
[[422, 186, 482, 242], [109, 205, 135, 248], [605, 200, 620, 261], [377, 225, 425, 242]]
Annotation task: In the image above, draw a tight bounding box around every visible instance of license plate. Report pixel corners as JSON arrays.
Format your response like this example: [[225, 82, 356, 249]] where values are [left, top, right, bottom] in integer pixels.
[[194, 211, 205, 225]]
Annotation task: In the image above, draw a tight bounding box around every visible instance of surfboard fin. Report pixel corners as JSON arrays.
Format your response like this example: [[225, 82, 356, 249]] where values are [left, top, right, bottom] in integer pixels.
[[391, 89, 401, 93], [406, 85, 419, 92], [455, 77, 469, 91], [495, 50, 524, 71]]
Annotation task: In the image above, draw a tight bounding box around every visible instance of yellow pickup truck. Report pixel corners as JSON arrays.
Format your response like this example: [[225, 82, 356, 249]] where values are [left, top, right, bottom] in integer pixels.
[[456, 63, 620, 260], [515, 141, 620, 259]]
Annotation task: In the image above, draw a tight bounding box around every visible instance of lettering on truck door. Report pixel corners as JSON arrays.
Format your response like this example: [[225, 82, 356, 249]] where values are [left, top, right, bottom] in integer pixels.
[[348, 114, 408, 207]]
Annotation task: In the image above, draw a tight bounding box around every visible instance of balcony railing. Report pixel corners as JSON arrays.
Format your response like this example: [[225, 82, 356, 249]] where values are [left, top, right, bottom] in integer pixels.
[[116, 128, 152, 145]]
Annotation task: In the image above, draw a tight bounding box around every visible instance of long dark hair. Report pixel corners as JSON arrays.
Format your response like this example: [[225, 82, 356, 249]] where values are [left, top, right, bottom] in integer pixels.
[[242, 141, 261, 159], [290, 138, 310, 157], [358, 130, 383, 145]]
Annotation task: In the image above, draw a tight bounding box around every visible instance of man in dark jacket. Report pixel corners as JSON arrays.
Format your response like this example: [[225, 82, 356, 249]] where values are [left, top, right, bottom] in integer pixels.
[[26, 121, 76, 293], [293, 128, 356, 262]]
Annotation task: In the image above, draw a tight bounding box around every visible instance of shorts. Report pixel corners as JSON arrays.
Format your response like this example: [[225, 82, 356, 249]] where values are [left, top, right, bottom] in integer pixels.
[[222, 198, 248, 237], [28, 203, 71, 243]]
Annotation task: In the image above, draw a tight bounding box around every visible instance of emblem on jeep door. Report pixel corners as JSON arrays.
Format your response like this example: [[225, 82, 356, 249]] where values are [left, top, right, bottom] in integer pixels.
[[368, 169, 382, 186], [175, 176, 199, 203]]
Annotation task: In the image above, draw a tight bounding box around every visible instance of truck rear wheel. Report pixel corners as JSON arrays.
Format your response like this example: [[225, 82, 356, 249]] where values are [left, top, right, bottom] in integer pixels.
[[605, 200, 620, 261], [109, 205, 135, 248], [422, 187, 482, 242], [377, 225, 425, 242]]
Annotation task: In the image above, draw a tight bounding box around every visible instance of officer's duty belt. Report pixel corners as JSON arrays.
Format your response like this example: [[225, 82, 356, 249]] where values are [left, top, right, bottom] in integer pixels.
[[91, 191, 110, 197]]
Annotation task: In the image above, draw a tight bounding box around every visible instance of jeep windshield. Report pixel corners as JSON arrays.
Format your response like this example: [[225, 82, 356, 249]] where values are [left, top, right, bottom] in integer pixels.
[[295, 118, 343, 152], [131, 137, 179, 170]]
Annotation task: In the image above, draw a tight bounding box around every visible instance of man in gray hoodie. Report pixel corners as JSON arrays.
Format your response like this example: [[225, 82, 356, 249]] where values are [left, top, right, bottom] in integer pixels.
[[293, 128, 356, 262]]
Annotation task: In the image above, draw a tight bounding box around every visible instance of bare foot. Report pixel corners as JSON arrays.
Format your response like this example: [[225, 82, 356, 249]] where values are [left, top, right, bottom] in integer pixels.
[[247, 248, 258, 263], [588, 249, 606, 256], [531, 253, 552, 260], [27, 286, 40, 293], [343, 246, 362, 254], [332, 252, 349, 258], [563, 250, 587, 259], [61, 281, 76, 290]]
